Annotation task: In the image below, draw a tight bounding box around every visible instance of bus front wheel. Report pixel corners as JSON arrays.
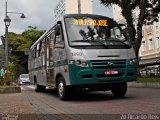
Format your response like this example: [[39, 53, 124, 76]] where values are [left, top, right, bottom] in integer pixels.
[[57, 77, 70, 101], [111, 82, 127, 98]]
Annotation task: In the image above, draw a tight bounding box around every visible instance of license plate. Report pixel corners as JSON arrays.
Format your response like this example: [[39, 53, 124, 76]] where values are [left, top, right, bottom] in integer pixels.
[[105, 70, 118, 75]]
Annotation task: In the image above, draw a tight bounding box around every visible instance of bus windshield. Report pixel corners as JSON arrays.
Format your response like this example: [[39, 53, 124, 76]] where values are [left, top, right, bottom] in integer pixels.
[[65, 16, 131, 49]]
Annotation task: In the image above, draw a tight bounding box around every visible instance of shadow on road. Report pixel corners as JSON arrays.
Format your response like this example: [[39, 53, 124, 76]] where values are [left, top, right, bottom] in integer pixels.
[[44, 88, 136, 102], [21, 85, 137, 102]]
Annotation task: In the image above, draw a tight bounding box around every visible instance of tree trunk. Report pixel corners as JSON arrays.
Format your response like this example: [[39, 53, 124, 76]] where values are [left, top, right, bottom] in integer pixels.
[[120, 2, 136, 45], [134, 1, 146, 66]]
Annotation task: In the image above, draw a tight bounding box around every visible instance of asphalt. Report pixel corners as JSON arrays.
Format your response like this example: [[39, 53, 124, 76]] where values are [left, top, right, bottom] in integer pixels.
[[0, 81, 160, 95], [128, 82, 160, 89]]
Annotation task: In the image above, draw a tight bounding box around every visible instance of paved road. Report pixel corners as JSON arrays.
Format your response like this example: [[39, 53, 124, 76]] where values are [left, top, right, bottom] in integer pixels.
[[0, 85, 160, 120]]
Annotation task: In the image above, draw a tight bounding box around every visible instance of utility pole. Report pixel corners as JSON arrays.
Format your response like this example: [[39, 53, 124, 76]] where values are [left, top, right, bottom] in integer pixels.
[[4, 1, 25, 70], [78, 0, 81, 14], [4, 2, 10, 70]]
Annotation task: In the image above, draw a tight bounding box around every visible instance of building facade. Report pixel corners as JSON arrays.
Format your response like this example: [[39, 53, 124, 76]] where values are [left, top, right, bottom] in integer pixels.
[[112, 5, 160, 76], [54, 0, 93, 23]]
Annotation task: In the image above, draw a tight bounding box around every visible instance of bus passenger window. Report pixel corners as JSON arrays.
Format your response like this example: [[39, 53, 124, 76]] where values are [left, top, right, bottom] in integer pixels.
[[40, 39, 45, 55], [55, 24, 64, 44], [38, 41, 42, 56], [34, 46, 36, 58], [36, 43, 40, 57]]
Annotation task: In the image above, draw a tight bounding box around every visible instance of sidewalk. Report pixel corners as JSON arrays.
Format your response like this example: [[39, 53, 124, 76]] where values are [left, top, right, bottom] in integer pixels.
[[128, 82, 160, 89]]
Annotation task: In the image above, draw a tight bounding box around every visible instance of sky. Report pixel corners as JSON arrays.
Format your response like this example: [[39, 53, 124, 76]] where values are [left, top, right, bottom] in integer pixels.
[[0, 0, 112, 44]]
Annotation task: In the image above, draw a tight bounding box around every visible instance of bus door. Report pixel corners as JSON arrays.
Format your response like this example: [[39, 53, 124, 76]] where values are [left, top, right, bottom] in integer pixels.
[[54, 22, 67, 79], [46, 31, 55, 86]]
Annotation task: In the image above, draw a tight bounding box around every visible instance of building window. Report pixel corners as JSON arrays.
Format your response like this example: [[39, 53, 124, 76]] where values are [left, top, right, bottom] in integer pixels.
[[147, 25, 152, 34], [142, 40, 146, 51], [156, 37, 160, 48], [148, 38, 154, 50]]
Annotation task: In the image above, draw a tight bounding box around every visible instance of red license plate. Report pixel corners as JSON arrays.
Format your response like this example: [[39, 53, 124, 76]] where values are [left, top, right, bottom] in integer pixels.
[[105, 70, 118, 75]]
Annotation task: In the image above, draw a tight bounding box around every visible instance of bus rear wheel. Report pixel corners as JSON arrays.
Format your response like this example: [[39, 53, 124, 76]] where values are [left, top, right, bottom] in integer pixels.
[[111, 82, 127, 98], [35, 81, 46, 92], [57, 77, 70, 101]]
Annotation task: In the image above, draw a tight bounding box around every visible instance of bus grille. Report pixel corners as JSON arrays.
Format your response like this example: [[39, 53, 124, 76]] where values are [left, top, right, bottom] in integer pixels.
[[90, 60, 126, 69]]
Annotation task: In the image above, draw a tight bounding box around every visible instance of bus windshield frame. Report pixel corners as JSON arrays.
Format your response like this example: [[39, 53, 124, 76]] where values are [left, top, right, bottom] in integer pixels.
[[64, 15, 131, 49]]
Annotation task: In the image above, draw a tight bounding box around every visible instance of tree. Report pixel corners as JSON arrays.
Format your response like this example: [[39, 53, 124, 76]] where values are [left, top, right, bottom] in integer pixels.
[[8, 26, 45, 77], [100, 0, 160, 60], [22, 26, 46, 49]]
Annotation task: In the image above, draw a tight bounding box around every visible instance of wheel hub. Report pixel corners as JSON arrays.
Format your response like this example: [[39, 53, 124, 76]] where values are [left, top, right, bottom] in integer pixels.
[[58, 82, 64, 97]]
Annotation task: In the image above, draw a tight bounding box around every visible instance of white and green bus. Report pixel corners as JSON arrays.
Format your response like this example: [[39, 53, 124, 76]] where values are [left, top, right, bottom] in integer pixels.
[[28, 14, 137, 100]]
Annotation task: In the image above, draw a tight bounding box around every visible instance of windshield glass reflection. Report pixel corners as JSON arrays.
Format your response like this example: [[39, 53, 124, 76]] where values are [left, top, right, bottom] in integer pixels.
[[65, 16, 131, 49]]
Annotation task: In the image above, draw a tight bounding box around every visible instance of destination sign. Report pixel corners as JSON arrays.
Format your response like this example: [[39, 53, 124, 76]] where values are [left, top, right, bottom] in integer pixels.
[[71, 19, 108, 26]]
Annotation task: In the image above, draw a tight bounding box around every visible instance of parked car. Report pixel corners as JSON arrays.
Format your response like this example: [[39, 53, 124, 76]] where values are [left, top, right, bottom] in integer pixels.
[[18, 74, 30, 85]]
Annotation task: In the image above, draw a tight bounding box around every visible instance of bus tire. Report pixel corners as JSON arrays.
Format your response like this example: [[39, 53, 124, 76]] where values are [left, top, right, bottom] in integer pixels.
[[57, 76, 70, 101], [35, 80, 46, 92], [35, 81, 41, 92], [111, 82, 127, 98], [35, 85, 46, 92]]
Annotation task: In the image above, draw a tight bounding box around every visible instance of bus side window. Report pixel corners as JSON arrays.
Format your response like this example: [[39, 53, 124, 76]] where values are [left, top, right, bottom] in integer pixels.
[[55, 23, 64, 48], [38, 41, 42, 56], [51, 32, 55, 45], [49, 33, 54, 66], [30, 49, 33, 59], [40, 39, 46, 55], [36, 43, 40, 57], [34, 46, 37, 58]]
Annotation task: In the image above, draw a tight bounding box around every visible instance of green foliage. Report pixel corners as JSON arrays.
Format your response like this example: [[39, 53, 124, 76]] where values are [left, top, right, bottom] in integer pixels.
[[0, 45, 4, 55], [7, 26, 46, 78], [8, 26, 45, 51], [22, 26, 46, 47], [0, 73, 15, 86], [9, 62, 16, 77]]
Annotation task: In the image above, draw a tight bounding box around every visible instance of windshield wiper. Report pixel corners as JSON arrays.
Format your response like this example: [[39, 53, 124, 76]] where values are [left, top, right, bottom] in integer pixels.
[[90, 40, 108, 48], [71, 40, 108, 48], [71, 40, 89, 42]]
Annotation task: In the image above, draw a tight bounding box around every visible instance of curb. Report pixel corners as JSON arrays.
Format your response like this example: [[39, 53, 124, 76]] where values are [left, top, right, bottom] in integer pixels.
[[0, 86, 21, 93], [128, 82, 160, 89]]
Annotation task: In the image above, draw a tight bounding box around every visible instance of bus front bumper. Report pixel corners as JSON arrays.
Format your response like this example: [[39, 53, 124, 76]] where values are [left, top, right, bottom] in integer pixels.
[[69, 64, 137, 85]]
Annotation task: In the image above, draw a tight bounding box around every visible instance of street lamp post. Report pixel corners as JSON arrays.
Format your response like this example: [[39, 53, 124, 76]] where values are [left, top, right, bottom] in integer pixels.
[[4, 2, 11, 70], [4, 2, 25, 70]]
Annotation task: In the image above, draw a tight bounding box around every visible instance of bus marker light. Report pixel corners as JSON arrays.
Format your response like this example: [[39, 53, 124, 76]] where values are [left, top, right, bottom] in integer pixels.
[[64, 66, 68, 72]]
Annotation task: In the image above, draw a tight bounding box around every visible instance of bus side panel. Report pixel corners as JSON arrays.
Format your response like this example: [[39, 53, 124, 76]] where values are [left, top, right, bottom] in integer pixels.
[[54, 20, 70, 86], [37, 69, 47, 86], [54, 48, 70, 86]]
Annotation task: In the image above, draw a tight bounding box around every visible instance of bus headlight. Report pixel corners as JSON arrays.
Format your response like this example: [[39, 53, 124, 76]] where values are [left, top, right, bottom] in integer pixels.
[[129, 58, 137, 65], [69, 60, 88, 67]]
